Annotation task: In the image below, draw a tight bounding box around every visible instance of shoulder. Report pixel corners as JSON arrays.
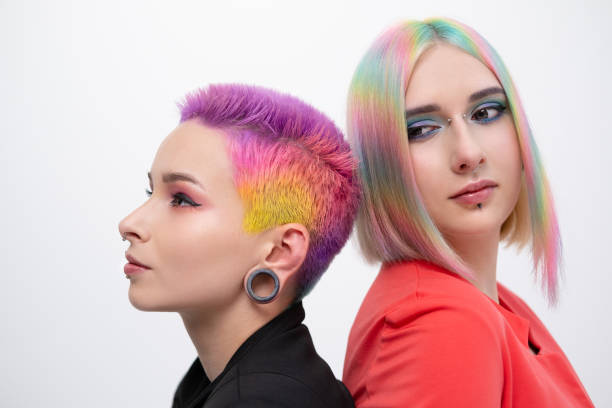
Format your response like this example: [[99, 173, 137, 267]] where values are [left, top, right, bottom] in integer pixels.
[[345, 261, 510, 405], [349, 260, 508, 354], [212, 323, 354, 408], [381, 260, 505, 333], [211, 371, 353, 408], [240, 372, 352, 407], [381, 278, 506, 359], [374, 262, 509, 376], [354, 262, 506, 405]]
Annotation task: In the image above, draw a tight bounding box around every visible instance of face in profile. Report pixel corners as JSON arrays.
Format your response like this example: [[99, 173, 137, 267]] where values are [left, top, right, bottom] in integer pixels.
[[404, 43, 523, 240], [118, 120, 263, 313]]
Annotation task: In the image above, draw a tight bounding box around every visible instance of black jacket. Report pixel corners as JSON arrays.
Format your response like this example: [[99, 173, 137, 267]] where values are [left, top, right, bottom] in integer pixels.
[[172, 301, 355, 408]]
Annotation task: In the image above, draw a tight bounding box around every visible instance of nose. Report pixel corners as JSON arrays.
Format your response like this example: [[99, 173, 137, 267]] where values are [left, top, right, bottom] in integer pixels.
[[118, 202, 152, 243], [449, 116, 486, 174]]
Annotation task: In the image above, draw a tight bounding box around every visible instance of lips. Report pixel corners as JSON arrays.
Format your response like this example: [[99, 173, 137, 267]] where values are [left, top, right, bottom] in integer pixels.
[[449, 179, 498, 206], [124, 253, 151, 276], [450, 179, 498, 199]]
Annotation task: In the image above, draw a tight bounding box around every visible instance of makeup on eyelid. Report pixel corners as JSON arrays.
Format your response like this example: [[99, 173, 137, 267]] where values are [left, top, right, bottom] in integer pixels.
[[145, 188, 203, 207], [405, 99, 508, 140]]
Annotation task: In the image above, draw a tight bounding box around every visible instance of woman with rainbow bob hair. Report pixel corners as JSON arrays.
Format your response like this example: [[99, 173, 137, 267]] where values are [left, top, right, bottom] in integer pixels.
[[119, 84, 358, 407], [343, 18, 593, 407]]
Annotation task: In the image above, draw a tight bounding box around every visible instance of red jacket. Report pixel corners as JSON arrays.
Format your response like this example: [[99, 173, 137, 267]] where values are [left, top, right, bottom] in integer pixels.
[[343, 260, 593, 407]]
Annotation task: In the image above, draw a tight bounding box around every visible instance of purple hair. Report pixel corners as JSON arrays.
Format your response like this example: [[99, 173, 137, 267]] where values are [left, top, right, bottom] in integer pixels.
[[178, 84, 360, 298]]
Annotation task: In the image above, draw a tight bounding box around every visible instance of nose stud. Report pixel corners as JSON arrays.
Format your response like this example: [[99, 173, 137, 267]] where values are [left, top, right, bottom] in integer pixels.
[[121, 234, 127, 241], [447, 113, 467, 125]]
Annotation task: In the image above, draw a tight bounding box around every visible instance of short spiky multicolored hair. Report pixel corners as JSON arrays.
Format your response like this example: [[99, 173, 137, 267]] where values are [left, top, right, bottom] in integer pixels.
[[178, 84, 360, 298], [348, 18, 562, 303]]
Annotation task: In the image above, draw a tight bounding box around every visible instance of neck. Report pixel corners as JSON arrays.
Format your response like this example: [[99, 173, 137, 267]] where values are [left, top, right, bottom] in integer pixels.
[[179, 298, 285, 381], [445, 230, 500, 303]]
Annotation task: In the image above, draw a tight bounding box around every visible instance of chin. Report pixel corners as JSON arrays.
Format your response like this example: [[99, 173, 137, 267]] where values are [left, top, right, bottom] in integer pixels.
[[441, 210, 507, 237], [128, 286, 174, 312]]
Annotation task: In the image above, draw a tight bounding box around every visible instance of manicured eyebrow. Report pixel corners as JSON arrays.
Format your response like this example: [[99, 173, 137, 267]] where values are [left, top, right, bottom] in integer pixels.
[[147, 171, 204, 189], [468, 86, 505, 102], [404, 104, 441, 118]]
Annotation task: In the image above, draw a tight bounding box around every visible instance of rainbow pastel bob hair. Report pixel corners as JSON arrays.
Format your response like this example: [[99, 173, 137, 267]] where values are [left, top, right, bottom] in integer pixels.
[[348, 18, 562, 303], [178, 84, 360, 299]]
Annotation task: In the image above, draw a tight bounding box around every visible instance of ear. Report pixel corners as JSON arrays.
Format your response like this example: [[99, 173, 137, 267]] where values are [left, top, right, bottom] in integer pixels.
[[243, 224, 309, 305], [264, 223, 310, 281]]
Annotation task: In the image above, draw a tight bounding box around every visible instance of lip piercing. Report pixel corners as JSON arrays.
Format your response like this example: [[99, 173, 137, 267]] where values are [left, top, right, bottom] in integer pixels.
[[477, 203, 483, 209]]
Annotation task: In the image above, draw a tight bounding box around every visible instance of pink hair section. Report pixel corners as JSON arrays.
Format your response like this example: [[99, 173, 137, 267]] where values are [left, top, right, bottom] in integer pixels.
[[178, 84, 360, 296]]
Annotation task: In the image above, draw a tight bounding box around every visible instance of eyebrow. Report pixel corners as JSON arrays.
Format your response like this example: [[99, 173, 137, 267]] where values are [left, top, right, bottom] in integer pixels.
[[147, 171, 204, 189], [404, 104, 441, 118], [468, 86, 505, 102], [404, 87, 507, 118]]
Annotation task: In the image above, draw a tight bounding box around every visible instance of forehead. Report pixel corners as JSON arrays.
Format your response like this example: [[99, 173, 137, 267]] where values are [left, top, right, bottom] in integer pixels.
[[405, 43, 502, 107], [150, 120, 235, 188]]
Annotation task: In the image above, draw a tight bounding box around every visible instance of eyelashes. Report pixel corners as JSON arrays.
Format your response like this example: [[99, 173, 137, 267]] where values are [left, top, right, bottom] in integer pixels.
[[470, 101, 506, 123], [406, 100, 508, 141], [406, 119, 442, 140], [145, 189, 202, 207]]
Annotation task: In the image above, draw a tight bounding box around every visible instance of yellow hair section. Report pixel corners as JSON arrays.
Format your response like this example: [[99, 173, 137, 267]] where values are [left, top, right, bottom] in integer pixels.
[[238, 176, 315, 234]]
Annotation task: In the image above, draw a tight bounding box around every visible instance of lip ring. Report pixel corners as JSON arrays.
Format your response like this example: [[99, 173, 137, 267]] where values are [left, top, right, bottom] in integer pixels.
[[450, 179, 498, 199]]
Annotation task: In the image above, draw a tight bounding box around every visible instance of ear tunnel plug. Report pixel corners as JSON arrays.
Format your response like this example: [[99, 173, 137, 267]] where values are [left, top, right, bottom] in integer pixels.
[[246, 269, 280, 304]]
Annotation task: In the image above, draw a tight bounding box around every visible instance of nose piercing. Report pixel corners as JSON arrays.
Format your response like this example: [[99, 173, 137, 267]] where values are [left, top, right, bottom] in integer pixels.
[[121, 234, 127, 241], [447, 113, 467, 125]]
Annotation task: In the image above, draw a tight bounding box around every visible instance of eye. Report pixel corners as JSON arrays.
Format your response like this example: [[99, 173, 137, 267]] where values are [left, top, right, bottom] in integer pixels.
[[144, 189, 201, 207], [471, 102, 507, 123], [406, 120, 442, 141], [170, 193, 202, 207]]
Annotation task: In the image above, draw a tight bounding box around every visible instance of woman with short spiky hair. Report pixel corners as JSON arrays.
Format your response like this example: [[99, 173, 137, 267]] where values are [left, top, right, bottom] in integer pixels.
[[119, 84, 358, 407]]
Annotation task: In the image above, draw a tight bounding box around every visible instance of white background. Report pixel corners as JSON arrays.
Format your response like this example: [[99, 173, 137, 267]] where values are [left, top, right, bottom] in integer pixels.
[[1, 0, 610, 406]]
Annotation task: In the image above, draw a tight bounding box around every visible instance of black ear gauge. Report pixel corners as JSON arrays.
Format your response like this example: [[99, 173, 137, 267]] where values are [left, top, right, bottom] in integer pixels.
[[246, 269, 280, 304]]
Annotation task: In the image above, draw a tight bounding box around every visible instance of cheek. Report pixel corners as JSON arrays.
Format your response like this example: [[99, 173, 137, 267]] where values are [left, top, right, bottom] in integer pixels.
[[155, 207, 253, 284], [483, 127, 523, 216], [488, 128, 522, 183], [409, 144, 447, 207]]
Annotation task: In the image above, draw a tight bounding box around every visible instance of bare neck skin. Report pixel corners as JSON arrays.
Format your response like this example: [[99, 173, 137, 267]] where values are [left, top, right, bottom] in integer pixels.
[[179, 298, 286, 381], [445, 231, 500, 303]]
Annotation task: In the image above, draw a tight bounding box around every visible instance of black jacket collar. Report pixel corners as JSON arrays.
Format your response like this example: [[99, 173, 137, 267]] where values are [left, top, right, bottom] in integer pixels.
[[173, 301, 353, 407]]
